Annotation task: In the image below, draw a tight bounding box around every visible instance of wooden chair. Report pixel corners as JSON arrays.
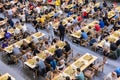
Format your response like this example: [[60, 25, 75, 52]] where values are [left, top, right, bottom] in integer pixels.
[[84, 68, 96, 80], [90, 43, 97, 52], [91, 61, 105, 75], [80, 39, 88, 47], [73, 53, 81, 61], [10, 55, 19, 64]]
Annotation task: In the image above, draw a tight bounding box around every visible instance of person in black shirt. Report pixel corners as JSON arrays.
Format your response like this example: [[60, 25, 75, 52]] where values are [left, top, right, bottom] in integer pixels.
[[110, 42, 118, 51], [45, 53, 54, 64], [103, 1, 107, 7], [58, 22, 65, 41], [0, 17, 4, 21], [116, 38, 120, 46], [54, 45, 63, 59], [64, 41, 71, 52]]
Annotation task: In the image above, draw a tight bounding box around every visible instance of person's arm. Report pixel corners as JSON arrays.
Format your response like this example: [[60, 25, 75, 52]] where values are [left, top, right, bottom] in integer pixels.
[[50, 72, 54, 80]]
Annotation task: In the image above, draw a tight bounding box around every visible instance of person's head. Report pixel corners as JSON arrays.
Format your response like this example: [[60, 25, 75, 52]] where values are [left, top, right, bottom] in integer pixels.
[[13, 45, 17, 48], [36, 58, 39, 62], [76, 68, 81, 72], [65, 41, 68, 45], [46, 52, 50, 57], [49, 22, 52, 26], [88, 26, 91, 29], [106, 39, 108, 42], [5, 30, 7, 33], [99, 19, 102, 21], [73, 17, 76, 19], [56, 45, 59, 49], [16, 21, 19, 24], [81, 30, 84, 32], [60, 21, 62, 24], [60, 60, 64, 65], [111, 72, 117, 78], [66, 76, 70, 80]]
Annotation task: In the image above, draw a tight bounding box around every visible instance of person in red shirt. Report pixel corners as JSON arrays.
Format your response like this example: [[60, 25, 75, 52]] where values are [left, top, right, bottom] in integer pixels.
[[77, 14, 82, 22], [83, 11, 87, 18], [95, 24, 100, 31], [48, 0, 52, 2]]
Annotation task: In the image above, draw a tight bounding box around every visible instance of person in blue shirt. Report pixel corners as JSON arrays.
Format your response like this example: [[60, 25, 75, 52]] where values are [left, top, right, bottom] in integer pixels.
[[81, 30, 88, 40], [72, 17, 78, 24], [75, 68, 85, 80], [2, 41, 8, 48], [4, 31, 11, 39], [115, 67, 120, 77], [54, 45, 63, 59], [67, 10, 73, 17], [36, 58, 46, 77], [99, 19, 105, 28], [53, 11, 59, 18]]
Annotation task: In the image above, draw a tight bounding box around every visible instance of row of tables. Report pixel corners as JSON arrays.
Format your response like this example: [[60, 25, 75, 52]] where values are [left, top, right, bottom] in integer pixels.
[[0, 73, 15, 80], [108, 6, 120, 19], [24, 40, 65, 69], [0, 0, 18, 8], [3, 32, 45, 53], [70, 21, 99, 38], [0, 24, 23, 39], [53, 53, 97, 80], [0, 18, 8, 27], [53, 14, 77, 29], [98, 29, 120, 48]]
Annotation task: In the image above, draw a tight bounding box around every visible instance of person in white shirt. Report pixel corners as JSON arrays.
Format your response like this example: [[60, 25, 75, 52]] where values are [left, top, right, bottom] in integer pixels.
[[74, 24, 80, 32], [57, 59, 65, 71], [103, 39, 110, 51], [19, 13, 25, 24], [67, 20, 72, 27], [61, 1, 66, 10], [32, 36, 39, 44], [47, 22, 54, 42], [0, 28, 4, 32], [22, 24, 27, 32], [10, 1, 15, 5], [14, 27, 20, 35], [42, 0, 46, 3], [105, 72, 117, 80], [36, 6, 40, 14]]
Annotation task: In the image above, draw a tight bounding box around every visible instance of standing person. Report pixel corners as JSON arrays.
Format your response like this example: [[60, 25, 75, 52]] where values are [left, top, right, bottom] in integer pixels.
[[7, 18, 14, 28], [47, 22, 54, 42], [58, 22, 65, 41], [19, 12, 25, 24]]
